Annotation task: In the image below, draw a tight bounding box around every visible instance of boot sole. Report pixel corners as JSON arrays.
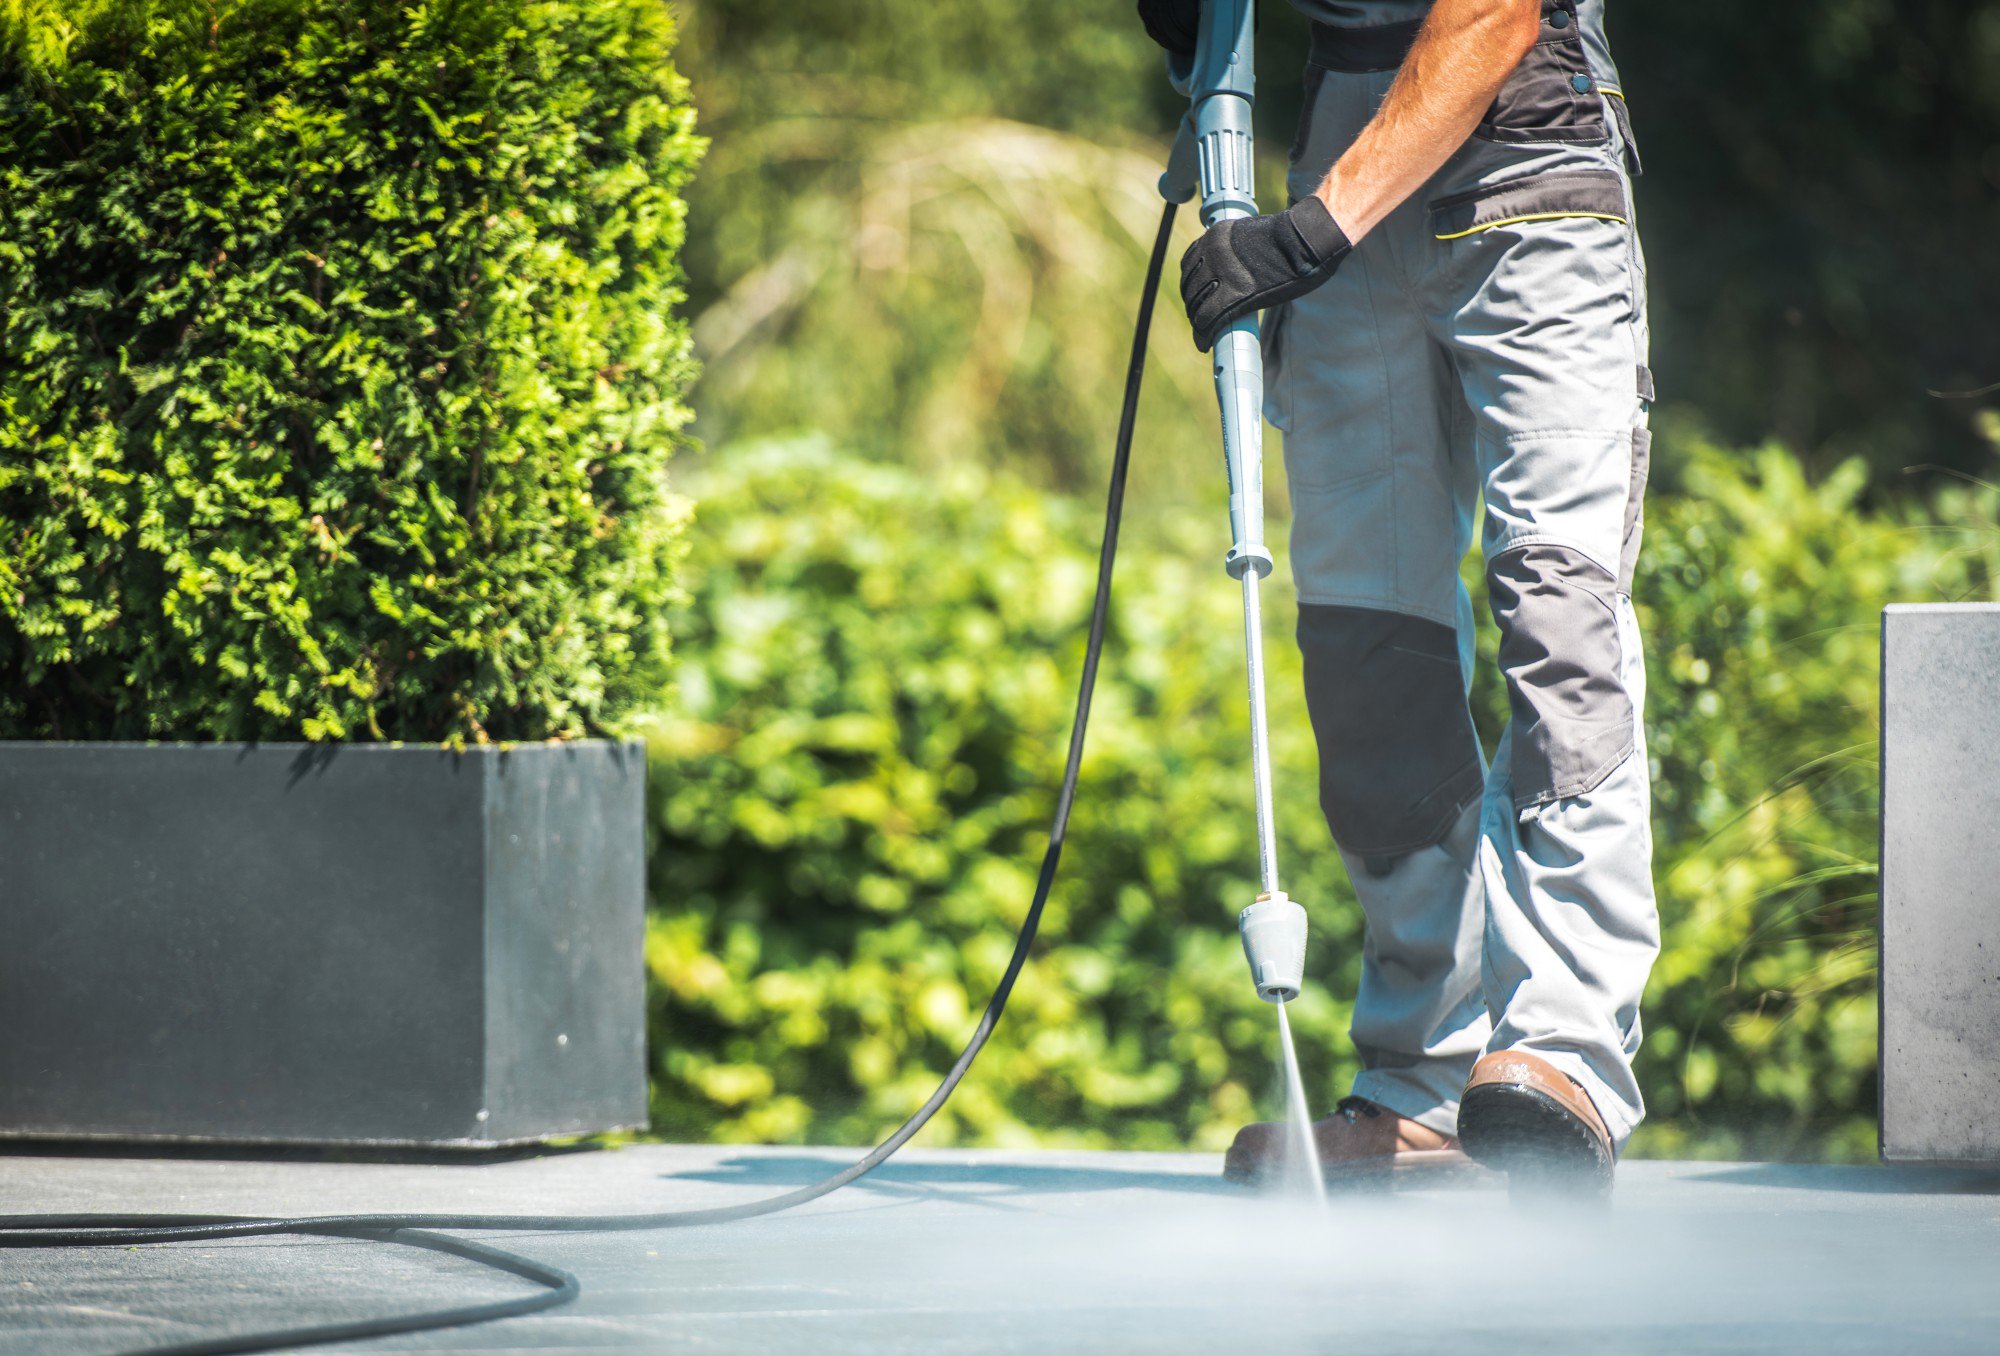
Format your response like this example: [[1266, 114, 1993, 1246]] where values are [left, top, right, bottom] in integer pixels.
[[1456, 1081, 1614, 1198]]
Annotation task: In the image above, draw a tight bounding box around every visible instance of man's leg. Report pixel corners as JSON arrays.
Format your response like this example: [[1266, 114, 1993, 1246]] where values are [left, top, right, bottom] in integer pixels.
[[1418, 129, 1660, 1160], [1268, 69, 1491, 1141]]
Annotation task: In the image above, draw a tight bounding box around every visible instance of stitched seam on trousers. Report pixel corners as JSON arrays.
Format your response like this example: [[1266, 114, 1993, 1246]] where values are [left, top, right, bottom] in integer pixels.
[[1497, 427, 1636, 442], [1264, 301, 1294, 435], [1293, 592, 1459, 631], [1618, 428, 1650, 595], [1363, 85, 1429, 611], [1425, 168, 1622, 216], [1351, 243, 1401, 603], [1487, 533, 1619, 582], [1615, 154, 1649, 602], [1514, 733, 1636, 813], [1444, 351, 1481, 584], [1282, 299, 1297, 430], [1433, 210, 1626, 242]]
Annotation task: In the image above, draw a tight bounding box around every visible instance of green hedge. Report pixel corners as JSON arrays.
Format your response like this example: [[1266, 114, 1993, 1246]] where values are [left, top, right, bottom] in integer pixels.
[[1622, 449, 1993, 1157], [0, 0, 700, 742], [646, 440, 1993, 1158], [646, 441, 1363, 1149]]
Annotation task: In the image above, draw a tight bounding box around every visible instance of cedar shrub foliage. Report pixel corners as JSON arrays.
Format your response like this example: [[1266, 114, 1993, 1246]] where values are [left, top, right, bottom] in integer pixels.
[[0, 0, 701, 741]]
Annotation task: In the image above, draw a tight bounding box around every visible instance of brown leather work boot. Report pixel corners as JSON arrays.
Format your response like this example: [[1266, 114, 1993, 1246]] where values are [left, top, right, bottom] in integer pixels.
[[1222, 1095, 1474, 1186], [1456, 1049, 1615, 1195]]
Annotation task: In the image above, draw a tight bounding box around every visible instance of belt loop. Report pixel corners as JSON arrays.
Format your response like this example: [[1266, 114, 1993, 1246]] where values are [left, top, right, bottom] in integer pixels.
[[1606, 93, 1644, 177]]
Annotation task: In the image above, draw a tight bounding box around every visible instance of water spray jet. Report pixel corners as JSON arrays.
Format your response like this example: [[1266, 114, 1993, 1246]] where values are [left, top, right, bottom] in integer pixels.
[[1163, 0, 1326, 1202]]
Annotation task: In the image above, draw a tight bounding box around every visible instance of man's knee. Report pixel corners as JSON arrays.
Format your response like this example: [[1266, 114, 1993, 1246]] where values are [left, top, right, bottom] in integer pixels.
[[1486, 543, 1636, 811], [1298, 604, 1483, 870]]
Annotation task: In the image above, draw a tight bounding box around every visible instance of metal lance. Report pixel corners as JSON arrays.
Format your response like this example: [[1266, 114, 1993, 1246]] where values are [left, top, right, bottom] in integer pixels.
[[1161, 0, 1309, 1003]]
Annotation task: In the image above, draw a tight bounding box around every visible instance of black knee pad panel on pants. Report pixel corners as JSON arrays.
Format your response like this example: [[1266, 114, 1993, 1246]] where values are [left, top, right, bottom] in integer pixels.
[[1486, 543, 1635, 811], [1297, 604, 1484, 869]]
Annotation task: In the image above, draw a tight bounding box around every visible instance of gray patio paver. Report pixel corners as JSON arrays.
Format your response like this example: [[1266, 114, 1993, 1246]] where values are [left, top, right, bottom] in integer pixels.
[[2, 1143, 1997, 1353]]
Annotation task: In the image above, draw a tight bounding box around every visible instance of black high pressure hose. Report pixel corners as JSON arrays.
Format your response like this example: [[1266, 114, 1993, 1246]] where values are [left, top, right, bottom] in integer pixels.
[[0, 199, 1184, 1356]]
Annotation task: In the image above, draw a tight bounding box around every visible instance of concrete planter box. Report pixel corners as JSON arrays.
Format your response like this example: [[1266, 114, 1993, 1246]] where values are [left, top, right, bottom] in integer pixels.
[[1881, 604, 2000, 1165], [0, 740, 648, 1148]]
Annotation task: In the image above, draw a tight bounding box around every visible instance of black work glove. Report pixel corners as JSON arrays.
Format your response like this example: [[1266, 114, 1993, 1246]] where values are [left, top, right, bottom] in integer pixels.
[[1136, 0, 1200, 56], [1179, 195, 1353, 352]]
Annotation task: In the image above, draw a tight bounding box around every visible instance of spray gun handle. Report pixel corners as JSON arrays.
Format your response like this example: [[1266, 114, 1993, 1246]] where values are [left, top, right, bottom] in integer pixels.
[[1161, 0, 1268, 580], [1185, 0, 1258, 225], [1158, 0, 1255, 209]]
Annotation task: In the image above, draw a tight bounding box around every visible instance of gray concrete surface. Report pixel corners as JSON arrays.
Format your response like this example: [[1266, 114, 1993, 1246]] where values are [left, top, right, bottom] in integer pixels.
[[1882, 603, 2000, 1164], [3, 1142, 1999, 1353]]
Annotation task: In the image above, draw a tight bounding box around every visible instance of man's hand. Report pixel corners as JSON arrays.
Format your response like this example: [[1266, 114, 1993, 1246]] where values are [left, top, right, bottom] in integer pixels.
[[1135, 0, 1200, 57], [1178, 196, 1353, 352]]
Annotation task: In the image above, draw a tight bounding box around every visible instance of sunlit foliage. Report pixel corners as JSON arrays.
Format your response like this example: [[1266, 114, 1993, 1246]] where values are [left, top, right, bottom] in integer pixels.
[[0, 0, 702, 741], [646, 440, 1994, 1159]]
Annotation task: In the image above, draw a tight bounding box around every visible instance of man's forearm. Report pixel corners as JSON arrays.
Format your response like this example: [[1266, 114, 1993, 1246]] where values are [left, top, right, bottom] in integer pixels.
[[1315, 0, 1541, 242]]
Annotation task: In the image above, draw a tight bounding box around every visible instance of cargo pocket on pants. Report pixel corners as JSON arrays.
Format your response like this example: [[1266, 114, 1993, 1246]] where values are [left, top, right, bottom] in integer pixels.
[[1290, 64, 1329, 167], [1487, 545, 1635, 811], [1261, 298, 1293, 433], [1427, 167, 1628, 241]]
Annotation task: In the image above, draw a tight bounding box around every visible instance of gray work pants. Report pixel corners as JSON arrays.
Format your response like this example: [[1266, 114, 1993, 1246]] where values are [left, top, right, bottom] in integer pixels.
[[1267, 40, 1658, 1150]]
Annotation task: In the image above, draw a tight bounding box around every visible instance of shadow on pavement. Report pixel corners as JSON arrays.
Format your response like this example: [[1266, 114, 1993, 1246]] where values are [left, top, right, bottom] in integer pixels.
[[668, 1153, 1242, 1202], [1681, 1162, 2000, 1195], [0, 1136, 607, 1167]]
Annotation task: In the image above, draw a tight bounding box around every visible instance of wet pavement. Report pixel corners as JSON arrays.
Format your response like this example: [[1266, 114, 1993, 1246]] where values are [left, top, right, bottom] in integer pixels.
[[3, 1142, 1998, 1353]]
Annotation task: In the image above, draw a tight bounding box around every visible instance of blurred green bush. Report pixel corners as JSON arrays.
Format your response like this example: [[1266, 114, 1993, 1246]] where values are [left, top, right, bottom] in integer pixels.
[[1622, 448, 1993, 1158], [644, 440, 1361, 1149], [0, 0, 700, 741], [647, 439, 1993, 1159]]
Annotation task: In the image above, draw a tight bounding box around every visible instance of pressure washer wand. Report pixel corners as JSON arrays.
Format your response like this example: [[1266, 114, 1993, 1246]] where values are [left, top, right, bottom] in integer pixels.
[[1161, 0, 1308, 1006]]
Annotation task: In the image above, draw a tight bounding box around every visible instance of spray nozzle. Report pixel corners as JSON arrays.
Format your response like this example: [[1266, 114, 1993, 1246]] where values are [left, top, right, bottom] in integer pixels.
[[1238, 892, 1306, 1003]]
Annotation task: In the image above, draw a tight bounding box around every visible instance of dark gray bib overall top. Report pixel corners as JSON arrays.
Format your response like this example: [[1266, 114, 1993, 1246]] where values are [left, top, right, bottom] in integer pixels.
[[1287, 0, 1623, 93]]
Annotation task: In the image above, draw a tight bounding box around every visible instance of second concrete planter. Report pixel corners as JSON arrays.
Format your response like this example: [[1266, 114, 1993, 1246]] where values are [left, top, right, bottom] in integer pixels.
[[0, 739, 648, 1148]]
